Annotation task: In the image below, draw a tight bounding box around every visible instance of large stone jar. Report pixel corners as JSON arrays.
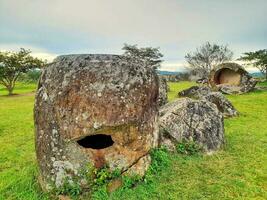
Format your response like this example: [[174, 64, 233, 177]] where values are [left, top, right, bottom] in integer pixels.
[[34, 54, 159, 190]]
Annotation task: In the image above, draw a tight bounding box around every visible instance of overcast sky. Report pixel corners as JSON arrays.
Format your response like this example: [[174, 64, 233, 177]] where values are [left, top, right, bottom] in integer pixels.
[[0, 0, 266, 72]]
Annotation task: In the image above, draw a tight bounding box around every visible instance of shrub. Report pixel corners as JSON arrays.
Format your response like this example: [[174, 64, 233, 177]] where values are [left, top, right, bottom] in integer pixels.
[[18, 69, 42, 83]]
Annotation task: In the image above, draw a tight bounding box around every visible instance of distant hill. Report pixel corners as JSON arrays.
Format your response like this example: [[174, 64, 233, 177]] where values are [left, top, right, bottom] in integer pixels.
[[158, 70, 264, 78], [157, 70, 181, 75], [250, 72, 264, 78]]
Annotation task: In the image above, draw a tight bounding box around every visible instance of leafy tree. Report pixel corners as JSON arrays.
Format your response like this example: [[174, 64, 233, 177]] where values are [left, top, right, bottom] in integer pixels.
[[185, 42, 233, 77], [121, 44, 163, 70], [239, 49, 267, 79], [0, 48, 45, 95]]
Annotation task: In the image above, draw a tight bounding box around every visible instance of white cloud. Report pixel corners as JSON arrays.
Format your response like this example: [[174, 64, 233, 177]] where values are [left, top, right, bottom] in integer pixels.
[[0, 43, 57, 61], [30, 52, 57, 62], [160, 60, 260, 73], [161, 61, 188, 72], [0, 0, 266, 66], [1, 0, 266, 45]]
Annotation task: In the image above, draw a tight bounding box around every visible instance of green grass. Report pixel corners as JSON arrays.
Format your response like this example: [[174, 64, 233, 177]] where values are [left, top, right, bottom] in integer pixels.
[[257, 80, 267, 87], [0, 83, 49, 200], [0, 81, 266, 199], [0, 82, 37, 96], [168, 81, 197, 101]]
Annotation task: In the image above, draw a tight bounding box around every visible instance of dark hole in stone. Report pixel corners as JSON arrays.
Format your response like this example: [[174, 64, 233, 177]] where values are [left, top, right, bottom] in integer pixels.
[[77, 134, 114, 149]]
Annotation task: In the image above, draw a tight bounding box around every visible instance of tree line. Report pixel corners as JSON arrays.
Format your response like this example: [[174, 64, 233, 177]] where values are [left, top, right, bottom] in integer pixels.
[[0, 44, 266, 95], [185, 42, 267, 79]]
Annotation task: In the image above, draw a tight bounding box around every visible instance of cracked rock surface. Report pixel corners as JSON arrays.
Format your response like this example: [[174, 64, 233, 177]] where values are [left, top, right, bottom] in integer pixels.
[[202, 92, 238, 118], [158, 76, 168, 106], [34, 54, 159, 191], [159, 98, 224, 152], [178, 86, 211, 99], [179, 86, 238, 118]]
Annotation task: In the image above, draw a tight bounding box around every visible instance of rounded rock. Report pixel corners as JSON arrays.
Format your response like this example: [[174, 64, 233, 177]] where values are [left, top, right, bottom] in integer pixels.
[[159, 98, 224, 152], [209, 62, 257, 94], [34, 54, 159, 190]]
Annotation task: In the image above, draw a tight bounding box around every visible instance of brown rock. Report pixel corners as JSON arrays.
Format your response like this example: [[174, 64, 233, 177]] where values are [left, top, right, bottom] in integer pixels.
[[107, 178, 123, 193], [34, 54, 159, 191], [58, 195, 71, 200]]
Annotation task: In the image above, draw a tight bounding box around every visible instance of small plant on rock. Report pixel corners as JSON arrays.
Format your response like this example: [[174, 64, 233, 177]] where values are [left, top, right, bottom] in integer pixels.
[[53, 177, 82, 198], [93, 166, 120, 187]]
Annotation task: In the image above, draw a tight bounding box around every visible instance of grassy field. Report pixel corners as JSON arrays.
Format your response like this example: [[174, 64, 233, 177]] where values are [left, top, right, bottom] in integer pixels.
[[0, 82, 266, 200]]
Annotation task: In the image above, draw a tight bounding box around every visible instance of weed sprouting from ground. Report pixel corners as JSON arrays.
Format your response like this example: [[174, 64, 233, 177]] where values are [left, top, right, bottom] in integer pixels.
[[91, 147, 172, 199], [176, 140, 202, 155], [54, 178, 82, 198]]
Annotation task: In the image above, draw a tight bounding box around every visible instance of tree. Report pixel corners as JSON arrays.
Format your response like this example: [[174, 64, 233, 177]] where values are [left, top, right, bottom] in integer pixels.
[[0, 48, 45, 95], [239, 49, 267, 79], [185, 42, 233, 77], [121, 44, 163, 70]]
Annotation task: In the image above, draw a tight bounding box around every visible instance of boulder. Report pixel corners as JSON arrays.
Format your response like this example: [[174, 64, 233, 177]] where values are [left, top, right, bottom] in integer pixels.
[[178, 86, 238, 118], [255, 86, 267, 91], [158, 76, 168, 106], [196, 78, 208, 84], [160, 72, 190, 82], [178, 86, 211, 99], [209, 62, 257, 94], [34, 54, 159, 191], [202, 92, 238, 118], [159, 98, 224, 152]]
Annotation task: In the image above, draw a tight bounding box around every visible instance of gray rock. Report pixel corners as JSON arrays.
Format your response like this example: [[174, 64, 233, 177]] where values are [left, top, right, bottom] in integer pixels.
[[178, 86, 211, 99], [159, 98, 225, 153], [209, 62, 257, 94], [178, 86, 238, 118], [255, 86, 267, 91], [202, 92, 238, 118], [160, 72, 190, 82], [158, 76, 168, 106]]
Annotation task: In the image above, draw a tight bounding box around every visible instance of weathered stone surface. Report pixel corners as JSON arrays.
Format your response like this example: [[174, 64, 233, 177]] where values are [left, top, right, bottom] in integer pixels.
[[178, 86, 212, 99], [58, 195, 71, 200], [160, 72, 190, 82], [34, 54, 159, 191], [209, 62, 257, 94], [202, 92, 238, 118], [255, 86, 267, 91], [178, 86, 238, 118], [123, 154, 151, 177], [158, 76, 168, 106], [196, 78, 208, 84], [159, 98, 224, 152], [107, 178, 123, 193]]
